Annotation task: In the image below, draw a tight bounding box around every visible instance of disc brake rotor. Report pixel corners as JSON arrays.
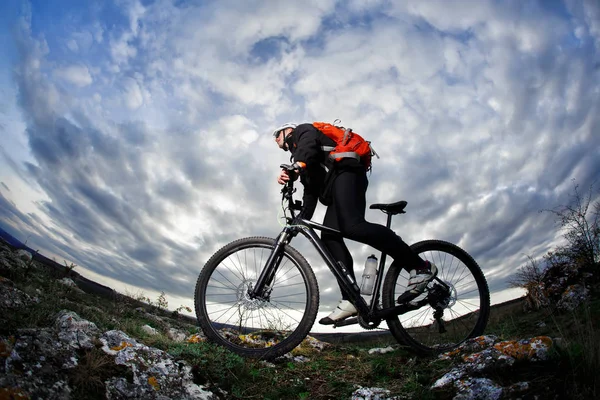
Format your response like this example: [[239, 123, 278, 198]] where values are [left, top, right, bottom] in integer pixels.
[[236, 280, 269, 311], [432, 280, 457, 309], [443, 280, 458, 308]]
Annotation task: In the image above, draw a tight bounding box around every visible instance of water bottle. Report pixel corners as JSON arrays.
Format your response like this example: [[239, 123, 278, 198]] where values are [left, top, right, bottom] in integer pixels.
[[360, 255, 378, 295]]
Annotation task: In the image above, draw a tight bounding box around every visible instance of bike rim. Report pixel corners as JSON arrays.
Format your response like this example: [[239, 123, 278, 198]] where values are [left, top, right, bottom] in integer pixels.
[[394, 248, 485, 350], [202, 243, 310, 351]]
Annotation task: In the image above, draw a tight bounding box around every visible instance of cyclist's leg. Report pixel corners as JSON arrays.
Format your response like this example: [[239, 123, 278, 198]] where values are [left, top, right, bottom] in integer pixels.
[[320, 200, 360, 324], [322, 203, 355, 301], [331, 170, 424, 269]]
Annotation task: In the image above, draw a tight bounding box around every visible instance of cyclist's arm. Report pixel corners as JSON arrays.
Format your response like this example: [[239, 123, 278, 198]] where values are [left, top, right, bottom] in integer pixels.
[[292, 125, 326, 220], [292, 124, 322, 167]]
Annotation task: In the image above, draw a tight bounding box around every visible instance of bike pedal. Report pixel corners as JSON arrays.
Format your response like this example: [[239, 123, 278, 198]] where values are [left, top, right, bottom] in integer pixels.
[[333, 317, 358, 328]]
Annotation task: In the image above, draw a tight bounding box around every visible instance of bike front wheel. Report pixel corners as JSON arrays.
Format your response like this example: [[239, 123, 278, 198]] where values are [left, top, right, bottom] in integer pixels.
[[382, 240, 490, 354], [194, 237, 319, 360]]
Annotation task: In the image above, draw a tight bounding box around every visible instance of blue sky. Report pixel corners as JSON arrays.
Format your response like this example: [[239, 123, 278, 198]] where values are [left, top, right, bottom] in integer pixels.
[[1, 0, 599, 332]]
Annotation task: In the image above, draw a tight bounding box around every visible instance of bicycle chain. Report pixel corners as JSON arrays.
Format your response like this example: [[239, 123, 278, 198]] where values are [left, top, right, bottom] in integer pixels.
[[358, 315, 383, 330]]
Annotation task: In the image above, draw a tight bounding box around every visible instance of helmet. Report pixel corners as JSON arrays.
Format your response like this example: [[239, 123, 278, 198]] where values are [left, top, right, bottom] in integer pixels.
[[272, 122, 297, 138]]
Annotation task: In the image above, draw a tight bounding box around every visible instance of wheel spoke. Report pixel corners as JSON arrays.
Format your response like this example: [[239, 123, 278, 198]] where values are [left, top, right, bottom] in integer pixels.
[[383, 240, 489, 353], [195, 239, 318, 359]]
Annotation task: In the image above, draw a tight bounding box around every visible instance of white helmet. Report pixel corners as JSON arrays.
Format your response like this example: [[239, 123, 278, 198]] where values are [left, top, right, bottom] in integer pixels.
[[272, 122, 297, 138]]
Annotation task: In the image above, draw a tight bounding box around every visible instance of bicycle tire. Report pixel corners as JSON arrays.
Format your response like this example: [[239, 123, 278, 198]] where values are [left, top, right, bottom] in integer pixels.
[[194, 237, 319, 360], [382, 240, 490, 354]]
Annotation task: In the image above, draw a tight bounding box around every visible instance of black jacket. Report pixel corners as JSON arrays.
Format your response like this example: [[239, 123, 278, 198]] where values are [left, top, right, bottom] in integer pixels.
[[286, 123, 364, 219]]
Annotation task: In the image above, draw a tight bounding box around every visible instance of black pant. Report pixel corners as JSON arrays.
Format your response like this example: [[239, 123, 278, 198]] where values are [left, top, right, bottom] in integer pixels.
[[321, 170, 424, 300]]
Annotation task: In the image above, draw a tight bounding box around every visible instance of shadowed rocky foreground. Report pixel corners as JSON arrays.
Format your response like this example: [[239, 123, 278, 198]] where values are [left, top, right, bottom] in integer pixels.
[[1, 239, 597, 399]]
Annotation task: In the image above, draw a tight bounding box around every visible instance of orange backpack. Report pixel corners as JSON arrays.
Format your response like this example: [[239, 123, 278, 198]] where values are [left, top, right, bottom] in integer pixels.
[[313, 121, 378, 170]]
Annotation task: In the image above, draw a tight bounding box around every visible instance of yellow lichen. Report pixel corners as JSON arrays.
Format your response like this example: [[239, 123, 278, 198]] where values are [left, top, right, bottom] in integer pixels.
[[290, 336, 326, 356], [238, 333, 279, 347], [186, 334, 205, 343], [110, 341, 133, 351], [475, 336, 486, 344], [494, 336, 552, 360], [148, 376, 160, 391], [441, 348, 461, 359], [462, 353, 476, 363]]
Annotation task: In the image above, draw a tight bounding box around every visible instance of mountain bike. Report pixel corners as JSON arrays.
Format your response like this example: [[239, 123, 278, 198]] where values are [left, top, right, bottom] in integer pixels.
[[194, 164, 490, 360]]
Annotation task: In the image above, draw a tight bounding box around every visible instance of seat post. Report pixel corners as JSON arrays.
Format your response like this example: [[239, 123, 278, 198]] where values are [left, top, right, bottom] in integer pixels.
[[385, 212, 393, 229]]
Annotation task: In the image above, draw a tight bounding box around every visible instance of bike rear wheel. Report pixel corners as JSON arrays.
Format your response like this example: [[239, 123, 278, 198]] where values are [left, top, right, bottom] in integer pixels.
[[382, 240, 490, 354], [194, 237, 319, 360]]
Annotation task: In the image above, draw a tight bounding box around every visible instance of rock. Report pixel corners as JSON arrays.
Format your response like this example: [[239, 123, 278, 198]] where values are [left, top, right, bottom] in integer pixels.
[[493, 336, 554, 362], [58, 277, 77, 287], [291, 335, 330, 356], [141, 324, 159, 336], [0, 249, 27, 270], [301, 335, 329, 351], [557, 284, 589, 311], [0, 306, 217, 400], [439, 335, 499, 360], [433, 335, 556, 398], [167, 327, 188, 342], [368, 346, 395, 355], [351, 386, 398, 400], [17, 249, 33, 262], [1, 328, 78, 398], [279, 353, 311, 363], [507, 381, 530, 395], [0, 277, 38, 309], [431, 369, 466, 390], [100, 330, 215, 399], [58, 277, 86, 294], [55, 310, 100, 350], [454, 377, 503, 400], [524, 260, 592, 312]]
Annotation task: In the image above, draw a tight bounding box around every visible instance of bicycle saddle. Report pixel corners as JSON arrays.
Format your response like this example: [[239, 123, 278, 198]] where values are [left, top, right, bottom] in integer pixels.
[[369, 200, 407, 215]]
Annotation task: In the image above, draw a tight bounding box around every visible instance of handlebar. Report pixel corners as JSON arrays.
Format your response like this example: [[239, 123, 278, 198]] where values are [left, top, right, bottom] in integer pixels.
[[280, 164, 303, 220]]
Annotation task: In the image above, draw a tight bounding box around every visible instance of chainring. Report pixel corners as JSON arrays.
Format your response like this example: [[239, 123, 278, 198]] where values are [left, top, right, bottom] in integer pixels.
[[358, 315, 381, 330]]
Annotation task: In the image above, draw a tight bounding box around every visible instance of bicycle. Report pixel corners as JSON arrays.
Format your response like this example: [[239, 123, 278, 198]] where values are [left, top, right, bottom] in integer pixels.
[[194, 164, 490, 360]]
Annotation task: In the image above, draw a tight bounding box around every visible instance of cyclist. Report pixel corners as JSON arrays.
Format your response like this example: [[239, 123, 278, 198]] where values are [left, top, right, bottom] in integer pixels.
[[272, 122, 437, 325]]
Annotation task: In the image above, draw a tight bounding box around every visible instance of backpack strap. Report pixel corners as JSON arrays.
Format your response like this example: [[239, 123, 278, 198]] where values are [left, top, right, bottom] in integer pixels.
[[342, 128, 352, 145], [369, 142, 380, 159], [321, 145, 361, 161], [329, 151, 360, 161]]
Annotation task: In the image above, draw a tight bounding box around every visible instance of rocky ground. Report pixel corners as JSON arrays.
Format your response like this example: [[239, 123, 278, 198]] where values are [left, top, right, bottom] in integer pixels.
[[1, 239, 597, 399]]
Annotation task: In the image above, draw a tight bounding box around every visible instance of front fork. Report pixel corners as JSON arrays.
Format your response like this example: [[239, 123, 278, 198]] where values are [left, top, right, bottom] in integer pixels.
[[248, 229, 294, 300]]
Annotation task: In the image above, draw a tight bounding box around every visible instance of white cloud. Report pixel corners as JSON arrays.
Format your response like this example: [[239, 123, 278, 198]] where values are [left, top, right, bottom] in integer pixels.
[[70, 30, 95, 52], [3, 0, 600, 318], [127, 0, 146, 36], [92, 22, 104, 43], [53, 65, 93, 87], [109, 33, 138, 65], [67, 39, 78, 52], [567, 0, 600, 52], [219, 114, 259, 145], [122, 78, 144, 109]]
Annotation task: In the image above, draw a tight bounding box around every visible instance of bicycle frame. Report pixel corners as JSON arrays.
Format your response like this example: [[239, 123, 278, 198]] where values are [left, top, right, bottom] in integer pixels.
[[249, 179, 424, 326]]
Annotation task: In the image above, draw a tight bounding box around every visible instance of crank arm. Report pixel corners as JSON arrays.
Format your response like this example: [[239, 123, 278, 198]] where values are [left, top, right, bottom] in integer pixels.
[[374, 299, 429, 320], [332, 317, 359, 328]]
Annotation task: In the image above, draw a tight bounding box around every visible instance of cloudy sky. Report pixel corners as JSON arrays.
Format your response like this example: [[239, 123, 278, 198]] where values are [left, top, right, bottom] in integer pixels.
[[1, 0, 599, 332]]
